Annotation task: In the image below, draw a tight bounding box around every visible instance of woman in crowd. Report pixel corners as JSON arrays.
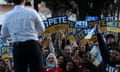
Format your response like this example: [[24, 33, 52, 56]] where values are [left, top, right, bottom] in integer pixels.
[[63, 59, 78, 72], [44, 53, 62, 72], [57, 55, 65, 69], [72, 56, 83, 72]]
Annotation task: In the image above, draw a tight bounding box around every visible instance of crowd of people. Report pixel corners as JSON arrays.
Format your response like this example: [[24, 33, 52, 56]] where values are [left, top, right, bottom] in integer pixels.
[[0, 0, 120, 72], [0, 24, 120, 72]]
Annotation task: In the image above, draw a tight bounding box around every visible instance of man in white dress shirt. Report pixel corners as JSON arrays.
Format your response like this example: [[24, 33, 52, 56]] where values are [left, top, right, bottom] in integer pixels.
[[1, 0, 45, 72]]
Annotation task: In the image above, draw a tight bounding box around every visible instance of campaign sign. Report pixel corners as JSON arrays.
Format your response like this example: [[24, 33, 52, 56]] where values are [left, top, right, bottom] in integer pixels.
[[67, 28, 76, 35], [88, 21, 96, 29], [74, 21, 88, 28], [41, 16, 69, 33], [103, 17, 120, 36], [89, 35, 98, 43], [88, 20, 105, 28], [0, 36, 4, 47], [102, 21, 120, 40], [67, 21, 76, 35], [104, 16, 114, 22], [1, 47, 13, 59], [75, 28, 88, 41], [105, 21, 120, 32], [85, 16, 98, 21], [74, 28, 89, 44], [98, 20, 106, 27], [67, 20, 88, 40], [0, 36, 4, 55], [90, 46, 102, 67]]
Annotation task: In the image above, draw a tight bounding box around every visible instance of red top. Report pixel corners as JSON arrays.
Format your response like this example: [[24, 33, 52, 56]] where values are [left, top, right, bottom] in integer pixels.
[[44, 67, 62, 72], [78, 65, 83, 72]]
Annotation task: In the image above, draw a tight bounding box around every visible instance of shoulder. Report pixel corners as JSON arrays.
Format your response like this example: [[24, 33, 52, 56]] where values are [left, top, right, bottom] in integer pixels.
[[23, 7, 38, 14], [4, 10, 13, 17], [57, 67, 63, 72], [23, 7, 39, 17], [2, 10, 14, 22]]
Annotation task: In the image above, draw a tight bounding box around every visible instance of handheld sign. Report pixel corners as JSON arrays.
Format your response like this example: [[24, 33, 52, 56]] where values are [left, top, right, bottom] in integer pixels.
[[1, 47, 13, 59], [0, 36, 4, 56], [41, 16, 69, 34], [85, 27, 96, 39], [85, 16, 98, 21]]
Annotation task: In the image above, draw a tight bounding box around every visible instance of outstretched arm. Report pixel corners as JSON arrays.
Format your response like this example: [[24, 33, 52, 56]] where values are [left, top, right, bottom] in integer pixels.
[[96, 24, 110, 64]]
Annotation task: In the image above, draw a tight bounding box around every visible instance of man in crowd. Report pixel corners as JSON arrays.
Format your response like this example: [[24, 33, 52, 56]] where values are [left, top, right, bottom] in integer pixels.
[[96, 24, 120, 72]]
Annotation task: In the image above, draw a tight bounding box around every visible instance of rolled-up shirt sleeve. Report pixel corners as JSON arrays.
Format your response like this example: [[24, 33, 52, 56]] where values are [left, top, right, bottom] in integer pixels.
[[34, 11, 45, 32], [1, 16, 10, 38]]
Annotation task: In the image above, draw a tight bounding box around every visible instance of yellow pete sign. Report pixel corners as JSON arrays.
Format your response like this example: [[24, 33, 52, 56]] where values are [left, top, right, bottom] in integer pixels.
[[40, 16, 69, 34], [1, 47, 13, 59], [104, 21, 120, 32], [75, 30, 88, 44], [107, 27, 120, 32], [102, 27, 120, 33], [98, 20, 105, 27], [44, 24, 68, 33], [67, 35, 76, 40], [90, 36, 98, 43], [80, 39, 89, 44]]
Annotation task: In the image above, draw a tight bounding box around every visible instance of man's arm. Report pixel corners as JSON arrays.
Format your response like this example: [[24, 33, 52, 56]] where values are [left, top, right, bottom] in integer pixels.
[[96, 24, 110, 64], [34, 10, 45, 32]]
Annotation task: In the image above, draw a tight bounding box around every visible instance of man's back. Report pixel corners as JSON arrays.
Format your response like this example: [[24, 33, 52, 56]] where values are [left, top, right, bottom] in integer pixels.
[[2, 5, 45, 42], [1, 0, 45, 72]]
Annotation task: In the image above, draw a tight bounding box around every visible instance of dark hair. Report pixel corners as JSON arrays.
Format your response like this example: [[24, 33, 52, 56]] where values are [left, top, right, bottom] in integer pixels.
[[57, 55, 65, 68], [106, 34, 115, 40], [13, 0, 24, 5], [64, 59, 78, 72], [25, 2, 32, 6]]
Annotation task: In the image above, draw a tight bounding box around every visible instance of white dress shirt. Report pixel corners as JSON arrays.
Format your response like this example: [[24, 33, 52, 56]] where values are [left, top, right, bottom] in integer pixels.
[[1, 5, 45, 42]]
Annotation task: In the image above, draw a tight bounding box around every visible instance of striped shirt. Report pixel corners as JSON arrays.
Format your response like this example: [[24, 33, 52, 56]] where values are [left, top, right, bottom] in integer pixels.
[[1, 5, 45, 42]]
